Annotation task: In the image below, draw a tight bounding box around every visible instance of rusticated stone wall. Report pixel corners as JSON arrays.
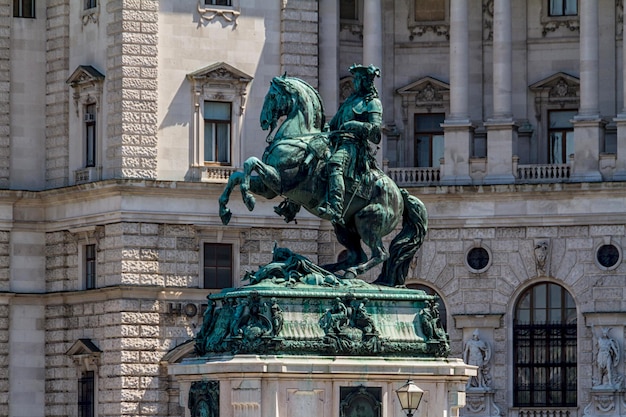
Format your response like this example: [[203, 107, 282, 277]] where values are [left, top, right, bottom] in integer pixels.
[[45, 0, 70, 188], [280, 0, 319, 88], [0, 304, 8, 417], [106, 0, 159, 179], [0, 230, 9, 292], [0, 1, 9, 189]]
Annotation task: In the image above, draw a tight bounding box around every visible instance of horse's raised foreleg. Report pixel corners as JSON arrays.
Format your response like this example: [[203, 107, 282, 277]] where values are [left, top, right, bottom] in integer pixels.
[[241, 156, 282, 211], [219, 171, 244, 225]]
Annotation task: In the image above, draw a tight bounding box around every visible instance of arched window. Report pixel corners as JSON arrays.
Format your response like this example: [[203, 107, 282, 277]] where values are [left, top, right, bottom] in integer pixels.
[[407, 283, 447, 331], [513, 283, 577, 407]]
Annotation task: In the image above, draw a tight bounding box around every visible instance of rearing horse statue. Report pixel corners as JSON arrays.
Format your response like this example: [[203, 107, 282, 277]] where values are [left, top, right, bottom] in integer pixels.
[[218, 75, 427, 286]]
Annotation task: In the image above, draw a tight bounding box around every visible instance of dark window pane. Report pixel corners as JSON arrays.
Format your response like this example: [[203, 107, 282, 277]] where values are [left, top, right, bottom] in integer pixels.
[[340, 0, 358, 21], [85, 244, 96, 289], [204, 243, 232, 289], [78, 371, 94, 417], [514, 283, 577, 407]]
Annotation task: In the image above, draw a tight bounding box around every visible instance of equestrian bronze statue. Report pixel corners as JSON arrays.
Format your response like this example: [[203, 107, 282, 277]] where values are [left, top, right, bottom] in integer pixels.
[[218, 67, 427, 286]]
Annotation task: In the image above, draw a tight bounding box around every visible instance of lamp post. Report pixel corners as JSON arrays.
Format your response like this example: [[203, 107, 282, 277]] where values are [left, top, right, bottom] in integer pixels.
[[396, 380, 424, 417]]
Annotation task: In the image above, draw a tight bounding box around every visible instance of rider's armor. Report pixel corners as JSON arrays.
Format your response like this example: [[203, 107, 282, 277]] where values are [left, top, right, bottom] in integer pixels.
[[318, 92, 382, 226]]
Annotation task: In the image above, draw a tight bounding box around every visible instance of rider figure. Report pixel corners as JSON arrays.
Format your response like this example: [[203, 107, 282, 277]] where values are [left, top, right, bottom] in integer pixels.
[[318, 64, 383, 226]]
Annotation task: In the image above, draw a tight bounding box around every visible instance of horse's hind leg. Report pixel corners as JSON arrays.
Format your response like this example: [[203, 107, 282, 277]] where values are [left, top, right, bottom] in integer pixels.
[[347, 209, 390, 277], [322, 225, 367, 273]]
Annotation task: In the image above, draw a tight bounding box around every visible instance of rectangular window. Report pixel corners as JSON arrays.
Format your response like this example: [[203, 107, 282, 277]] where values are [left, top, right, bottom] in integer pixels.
[[204, 101, 231, 165], [414, 0, 445, 21], [340, 0, 358, 21], [548, 110, 575, 164], [85, 104, 96, 168], [84, 0, 96, 9], [78, 371, 95, 417], [414, 113, 445, 167], [13, 0, 35, 18], [548, 0, 577, 16], [85, 244, 96, 290], [203, 243, 233, 289], [205, 0, 232, 6]]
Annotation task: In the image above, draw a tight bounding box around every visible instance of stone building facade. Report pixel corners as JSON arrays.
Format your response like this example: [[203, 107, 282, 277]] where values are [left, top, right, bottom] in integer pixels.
[[3, 1, 626, 417]]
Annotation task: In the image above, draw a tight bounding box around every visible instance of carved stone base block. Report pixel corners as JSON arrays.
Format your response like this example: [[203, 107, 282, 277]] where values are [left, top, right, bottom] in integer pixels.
[[460, 389, 501, 417], [583, 389, 626, 417], [170, 355, 474, 417]]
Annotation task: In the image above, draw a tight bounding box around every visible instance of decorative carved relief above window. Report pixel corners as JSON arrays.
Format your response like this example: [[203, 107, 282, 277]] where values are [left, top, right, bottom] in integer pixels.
[[408, 0, 449, 40], [67, 65, 105, 116], [397, 76, 450, 117], [66, 338, 102, 374], [81, 2, 99, 25], [529, 72, 579, 120], [197, 0, 240, 25], [540, 1, 579, 37]]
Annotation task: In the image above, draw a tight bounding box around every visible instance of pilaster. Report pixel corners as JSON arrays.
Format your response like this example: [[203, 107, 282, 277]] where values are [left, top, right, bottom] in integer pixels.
[[106, 0, 159, 179], [484, 120, 517, 184], [571, 118, 604, 182]]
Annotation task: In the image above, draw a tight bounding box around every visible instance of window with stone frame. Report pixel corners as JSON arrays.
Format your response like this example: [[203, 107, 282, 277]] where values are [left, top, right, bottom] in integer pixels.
[[67, 65, 105, 184], [13, 0, 35, 18], [548, 0, 577, 16], [203, 243, 233, 289], [408, 0, 449, 40], [85, 103, 97, 168], [187, 63, 252, 181], [84, 243, 96, 290], [198, 0, 240, 24], [84, 0, 96, 10], [204, 101, 232, 165], [528, 72, 579, 165], [548, 110, 575, 164], [414, 113, 445, 168], [67, 339, 101, 417], [78, 370, 95, 417], [513, 282, 577, 407]]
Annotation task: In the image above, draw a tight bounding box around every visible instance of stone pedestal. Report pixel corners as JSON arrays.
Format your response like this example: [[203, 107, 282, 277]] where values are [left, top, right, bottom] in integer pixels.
[[583, 388, 626, 417], [170, 355, 474, 417], [460, 389, 501, 417]]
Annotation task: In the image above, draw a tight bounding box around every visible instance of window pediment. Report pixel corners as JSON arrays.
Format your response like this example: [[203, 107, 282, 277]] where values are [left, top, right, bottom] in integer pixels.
[[397, 76, 450, 107], [187, 62, 253, 114], [187, 62, 252, 86], [67, 338, 102, 372], [66, 65, 105, 88], [530, 72, 579, 113]]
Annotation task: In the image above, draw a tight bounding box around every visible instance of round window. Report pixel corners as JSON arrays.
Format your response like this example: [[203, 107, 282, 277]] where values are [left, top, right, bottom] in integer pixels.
[[467, 247, 490, 272], [596, 244, 620, 269]]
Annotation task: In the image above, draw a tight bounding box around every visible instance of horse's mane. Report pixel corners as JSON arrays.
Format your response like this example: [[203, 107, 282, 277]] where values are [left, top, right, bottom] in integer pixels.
[[271, 76, 326, 132]]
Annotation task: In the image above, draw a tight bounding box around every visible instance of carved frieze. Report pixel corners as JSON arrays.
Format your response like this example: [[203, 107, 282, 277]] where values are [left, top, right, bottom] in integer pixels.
[[197, 0, 240, 25]]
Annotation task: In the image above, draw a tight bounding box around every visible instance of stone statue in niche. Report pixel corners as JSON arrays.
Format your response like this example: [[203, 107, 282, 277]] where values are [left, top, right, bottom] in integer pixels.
[[534, 240, 549, 276], [593, 326, 621, 388], [463, 329, 492, 389]]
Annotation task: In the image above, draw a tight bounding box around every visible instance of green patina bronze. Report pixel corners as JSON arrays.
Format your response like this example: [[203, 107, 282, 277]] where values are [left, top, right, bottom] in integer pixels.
[[197, 68, 449, 359], [218, 66, 427, 287]]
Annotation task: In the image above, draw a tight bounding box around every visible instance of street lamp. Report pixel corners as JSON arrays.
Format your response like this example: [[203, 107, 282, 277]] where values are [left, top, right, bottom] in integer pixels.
[[395, 380, 424, 417]]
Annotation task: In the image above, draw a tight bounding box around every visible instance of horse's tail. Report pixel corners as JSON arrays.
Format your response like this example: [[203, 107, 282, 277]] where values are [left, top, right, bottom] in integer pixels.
[[376, 189, 428, 286]]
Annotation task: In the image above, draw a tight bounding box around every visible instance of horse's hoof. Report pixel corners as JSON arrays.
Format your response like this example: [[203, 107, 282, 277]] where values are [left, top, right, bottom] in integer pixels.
[[244, 195, 256, 211], [220, 209, 232, 225], [344, 268, 358, 279]]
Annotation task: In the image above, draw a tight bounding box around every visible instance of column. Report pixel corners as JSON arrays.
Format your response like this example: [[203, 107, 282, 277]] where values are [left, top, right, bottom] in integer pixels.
[[571, 0, 603, 182], [441, 0, 472, 185], [484, 0, 516, 184], [363, 0, 383, 78], [318, 0, 340, 114], [363, 0, 383, 166], [614, 1, 626, 180]]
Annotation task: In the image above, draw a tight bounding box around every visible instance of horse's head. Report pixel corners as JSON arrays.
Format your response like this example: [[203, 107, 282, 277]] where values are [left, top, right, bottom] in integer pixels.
[[260, 75, 325, 139], [260, 76, 291, 135]]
